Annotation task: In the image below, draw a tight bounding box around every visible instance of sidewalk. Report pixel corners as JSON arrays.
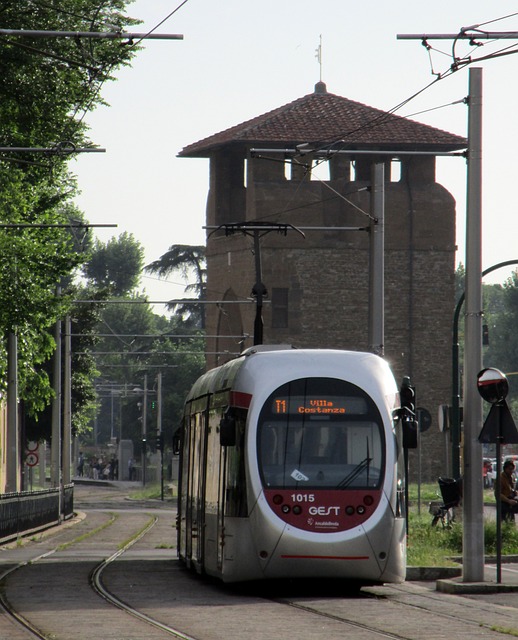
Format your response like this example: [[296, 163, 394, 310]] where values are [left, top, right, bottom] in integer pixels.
[[435, 560, 518, 594]]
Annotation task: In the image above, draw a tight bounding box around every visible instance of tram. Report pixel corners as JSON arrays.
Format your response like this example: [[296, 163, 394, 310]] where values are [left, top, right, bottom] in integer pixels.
[[177, 346, 407, 584]]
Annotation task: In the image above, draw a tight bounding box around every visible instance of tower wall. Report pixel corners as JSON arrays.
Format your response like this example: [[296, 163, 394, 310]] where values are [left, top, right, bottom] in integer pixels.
[[204, 151, 456, 481]]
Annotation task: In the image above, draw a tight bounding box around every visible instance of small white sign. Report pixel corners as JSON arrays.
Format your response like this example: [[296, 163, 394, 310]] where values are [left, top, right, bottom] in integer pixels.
[[291, 469, 309, 482]]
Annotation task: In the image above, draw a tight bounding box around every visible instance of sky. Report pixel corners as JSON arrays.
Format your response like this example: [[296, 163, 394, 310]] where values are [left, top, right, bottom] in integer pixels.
[[72, 1, 518, 310]]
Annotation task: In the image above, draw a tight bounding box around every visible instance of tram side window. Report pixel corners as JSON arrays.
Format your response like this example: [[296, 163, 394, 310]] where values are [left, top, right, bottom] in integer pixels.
[[225, 408, 248, 517]]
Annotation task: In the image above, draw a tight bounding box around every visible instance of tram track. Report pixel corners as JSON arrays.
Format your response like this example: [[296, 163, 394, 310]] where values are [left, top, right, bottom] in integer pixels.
[[89, 515, 198, 639], [265, 580, 518, 640], [0, 551, 56, 639], [0, 508, 188, 640], [1, 485, 517, 640], [0, 511, 119, 639], [268, 595, 416, 640]]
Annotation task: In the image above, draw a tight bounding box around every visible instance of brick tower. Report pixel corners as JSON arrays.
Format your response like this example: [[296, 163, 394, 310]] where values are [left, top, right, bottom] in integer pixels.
[[179, 82, 467, 480]]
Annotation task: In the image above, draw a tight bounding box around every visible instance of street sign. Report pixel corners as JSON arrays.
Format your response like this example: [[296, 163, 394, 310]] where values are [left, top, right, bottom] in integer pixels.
[[417, 407, 432, 432], [478, 401, 518, 444], [477, 367, 509, 404], [26, 452, 39, 467]]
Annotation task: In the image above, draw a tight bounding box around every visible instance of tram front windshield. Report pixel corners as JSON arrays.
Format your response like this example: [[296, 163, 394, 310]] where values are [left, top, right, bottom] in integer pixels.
[[257, 377, 385, 489]]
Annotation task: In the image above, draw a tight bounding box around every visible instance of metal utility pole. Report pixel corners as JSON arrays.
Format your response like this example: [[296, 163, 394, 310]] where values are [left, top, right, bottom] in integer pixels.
[[396, 29, 501, 584], [206, 222, 305, 346], [451, 259, 518, 481], [51, 315, 61, 488], [63, 316, 72, 485], [463, 67, 484, 582], [0, 29, 183, 41], [142, 374, 148, 486], [252, 229, 267, 345], [369, 162, 385, 356], [6, 332, 19, 493], [157, 372, 164, 500]]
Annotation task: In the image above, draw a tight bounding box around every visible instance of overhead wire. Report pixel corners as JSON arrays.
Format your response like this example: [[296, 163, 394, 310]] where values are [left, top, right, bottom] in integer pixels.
[[12, 1, 192, 152], [300, 11, 518, 163], [242, 12, 518, 261]]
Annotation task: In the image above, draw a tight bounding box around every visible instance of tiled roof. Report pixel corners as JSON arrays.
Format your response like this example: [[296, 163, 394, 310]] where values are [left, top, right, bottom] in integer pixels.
[[179, 83, 467, 157]]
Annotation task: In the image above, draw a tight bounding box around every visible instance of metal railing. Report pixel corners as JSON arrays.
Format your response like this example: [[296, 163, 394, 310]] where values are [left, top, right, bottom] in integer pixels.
[[0, 484, 74, 542]]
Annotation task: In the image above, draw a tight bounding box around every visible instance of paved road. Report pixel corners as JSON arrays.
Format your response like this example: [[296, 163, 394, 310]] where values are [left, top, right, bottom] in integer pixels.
[[0, 482, 517, 640]]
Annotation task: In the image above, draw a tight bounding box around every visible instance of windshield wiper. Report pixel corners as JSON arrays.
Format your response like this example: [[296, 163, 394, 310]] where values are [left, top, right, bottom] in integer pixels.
[[337, 456, 372, 488]]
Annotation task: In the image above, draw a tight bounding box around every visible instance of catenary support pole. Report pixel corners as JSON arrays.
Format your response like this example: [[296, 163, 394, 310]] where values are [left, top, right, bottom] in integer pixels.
[[253, 229, 265, 345], [463, 67, 484, 583], [63, 316, 72, 485], [6, 332, 19, 492], [51, 314, 62, 488], [142, 374, 147, 486], [369, 161, 385, 356]]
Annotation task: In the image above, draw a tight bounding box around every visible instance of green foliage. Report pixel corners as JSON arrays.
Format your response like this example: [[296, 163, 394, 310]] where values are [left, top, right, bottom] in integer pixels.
[[0, 1, 140, 154], [83, 232, 144, 295], [145, 244, 206, 327], [407, 513, 461, 567], [483, 520, 518, 555], [407, 510, 518, 566], [0, 1, 142, 432], [482, 270, 518, 419], [455, 263, 518, 424], [455, 262, 465, 303]]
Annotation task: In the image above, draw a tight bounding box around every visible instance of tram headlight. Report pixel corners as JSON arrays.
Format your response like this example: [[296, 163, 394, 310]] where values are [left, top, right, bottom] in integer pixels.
[[273, 494, 283, 505], [292, 505, 302, 515], [363, 495, 374, 506], [345, 506, 355, 516], [356, 505, 366, 515], [281, 504, 291, 514]]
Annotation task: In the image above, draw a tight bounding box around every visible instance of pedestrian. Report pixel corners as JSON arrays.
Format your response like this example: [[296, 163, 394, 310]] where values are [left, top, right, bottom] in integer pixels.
[[77, 452, 84, 477], [495, 459, 518, 521], [128, 457, 135, 481]]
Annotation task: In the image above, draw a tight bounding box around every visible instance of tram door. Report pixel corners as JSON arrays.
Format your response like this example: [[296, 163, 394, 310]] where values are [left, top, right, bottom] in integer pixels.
[[216, 445, 227, 570], [185, 404, 209, 568], [201, 404, 227, 572]]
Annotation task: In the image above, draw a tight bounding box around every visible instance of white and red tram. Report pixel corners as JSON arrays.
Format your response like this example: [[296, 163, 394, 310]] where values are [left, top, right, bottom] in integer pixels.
[[177, 347, 406, 584]]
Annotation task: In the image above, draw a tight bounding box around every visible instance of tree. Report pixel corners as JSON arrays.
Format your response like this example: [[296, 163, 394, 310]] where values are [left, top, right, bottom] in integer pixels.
[[484, 272, 518, 401], [83, 232, 145, 295], [90, 300, 205, 450], [145, 244, 206, 327], [0, 1, 140, 426]]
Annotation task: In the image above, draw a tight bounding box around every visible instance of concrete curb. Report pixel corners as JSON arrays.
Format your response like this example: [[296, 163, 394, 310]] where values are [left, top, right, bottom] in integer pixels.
[[437, 577, 518, 594], [406, 566, 461, 581]]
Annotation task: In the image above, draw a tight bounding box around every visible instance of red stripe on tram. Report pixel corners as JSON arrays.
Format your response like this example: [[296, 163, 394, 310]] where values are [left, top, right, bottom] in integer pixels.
[[229, 391, 252, 409], [281, 554, 370, 561]]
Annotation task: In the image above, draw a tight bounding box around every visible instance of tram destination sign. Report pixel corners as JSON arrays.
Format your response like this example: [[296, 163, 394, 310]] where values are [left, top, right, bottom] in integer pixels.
[[272, 396, 367, 415]]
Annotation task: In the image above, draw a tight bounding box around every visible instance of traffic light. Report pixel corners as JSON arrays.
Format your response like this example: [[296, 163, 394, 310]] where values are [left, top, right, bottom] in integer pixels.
[[400, 376, 417, 449], [156, 433, 164, 451], [151, 400, 157, 411]]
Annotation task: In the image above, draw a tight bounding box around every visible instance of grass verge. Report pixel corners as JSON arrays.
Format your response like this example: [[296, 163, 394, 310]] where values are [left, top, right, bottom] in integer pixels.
[[407, 483, 518, 566], [129, 483, 171, 500]]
